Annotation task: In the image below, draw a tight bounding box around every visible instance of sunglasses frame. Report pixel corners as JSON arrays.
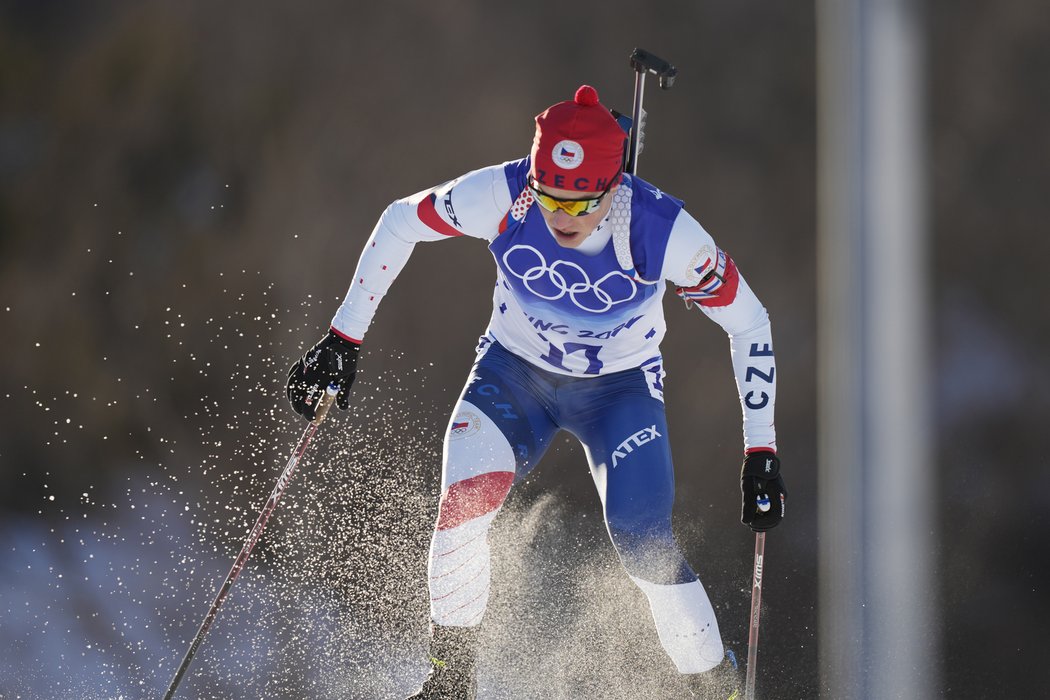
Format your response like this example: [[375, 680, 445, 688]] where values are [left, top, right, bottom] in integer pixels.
[[527, 175, 618, 217]]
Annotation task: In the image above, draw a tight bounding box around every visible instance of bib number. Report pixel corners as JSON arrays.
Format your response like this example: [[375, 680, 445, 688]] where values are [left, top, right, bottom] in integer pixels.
[[540, 341, 604, 375]]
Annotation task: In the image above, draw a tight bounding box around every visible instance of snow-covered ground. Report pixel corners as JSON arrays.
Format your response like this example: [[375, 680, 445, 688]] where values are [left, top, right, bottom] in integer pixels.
[[1, 459, 754, 699]]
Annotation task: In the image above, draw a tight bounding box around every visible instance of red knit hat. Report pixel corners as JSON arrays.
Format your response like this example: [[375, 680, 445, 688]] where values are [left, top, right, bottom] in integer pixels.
[[530, 85, 625, 193]]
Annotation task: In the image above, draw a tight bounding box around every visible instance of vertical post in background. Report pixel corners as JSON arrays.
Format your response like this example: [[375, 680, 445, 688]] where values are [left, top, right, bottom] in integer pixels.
[[817, 1, 937, 698]]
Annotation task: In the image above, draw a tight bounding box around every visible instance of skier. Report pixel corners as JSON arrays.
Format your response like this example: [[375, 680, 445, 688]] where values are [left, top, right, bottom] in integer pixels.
[[286, 85, 786, 699]]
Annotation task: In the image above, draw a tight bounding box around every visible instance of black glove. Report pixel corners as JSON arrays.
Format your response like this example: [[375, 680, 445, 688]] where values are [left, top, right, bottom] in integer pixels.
[[740, 450, 787, 531], [286, 329, 360, 420]]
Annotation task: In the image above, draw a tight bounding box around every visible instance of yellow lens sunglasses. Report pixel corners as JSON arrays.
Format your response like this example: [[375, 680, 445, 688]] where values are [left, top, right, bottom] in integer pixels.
[[527, 175, 616, 217]]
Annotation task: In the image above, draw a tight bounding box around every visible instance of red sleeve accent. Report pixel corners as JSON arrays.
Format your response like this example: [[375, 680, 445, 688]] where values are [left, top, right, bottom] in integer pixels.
[[745, 447, 776, 455], [698, 255, 740, 308], [497, 210, 512, 234], [417, 193, 464, 237], [329, 326, 362, 345]]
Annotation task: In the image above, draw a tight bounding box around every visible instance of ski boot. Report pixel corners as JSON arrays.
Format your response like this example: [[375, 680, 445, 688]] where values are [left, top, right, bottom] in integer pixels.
[[406, 624, 480, 700], [683, 649, 741, 699]]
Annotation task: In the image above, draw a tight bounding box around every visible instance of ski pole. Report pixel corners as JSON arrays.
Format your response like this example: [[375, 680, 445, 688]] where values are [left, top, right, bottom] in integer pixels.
[[626, 48, 677, 175], [744, 531, 766, 700], [162, 383, 340, 700]]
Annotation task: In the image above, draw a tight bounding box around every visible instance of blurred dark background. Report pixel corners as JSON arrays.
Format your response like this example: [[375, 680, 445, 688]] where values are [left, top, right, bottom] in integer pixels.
[[1, 1, 1047, 698]]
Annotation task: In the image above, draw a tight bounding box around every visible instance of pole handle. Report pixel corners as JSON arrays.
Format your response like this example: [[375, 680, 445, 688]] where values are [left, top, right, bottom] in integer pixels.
[[311, 383, 340, 426]]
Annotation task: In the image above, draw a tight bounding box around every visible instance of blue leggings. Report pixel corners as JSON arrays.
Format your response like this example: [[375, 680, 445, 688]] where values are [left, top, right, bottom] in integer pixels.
[[427, 341, 725, 672]]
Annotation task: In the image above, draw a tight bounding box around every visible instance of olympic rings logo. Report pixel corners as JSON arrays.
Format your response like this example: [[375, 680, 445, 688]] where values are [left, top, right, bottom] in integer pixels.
[[501, 244, 638, 313]]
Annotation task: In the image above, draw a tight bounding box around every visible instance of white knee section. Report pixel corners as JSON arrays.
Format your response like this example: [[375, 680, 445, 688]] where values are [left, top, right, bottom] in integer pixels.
[[630, 575, 725, 673]]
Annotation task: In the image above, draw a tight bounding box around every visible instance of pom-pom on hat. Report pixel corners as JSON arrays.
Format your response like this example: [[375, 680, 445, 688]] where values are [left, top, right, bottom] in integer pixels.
[[530, 85, 626, 193]]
